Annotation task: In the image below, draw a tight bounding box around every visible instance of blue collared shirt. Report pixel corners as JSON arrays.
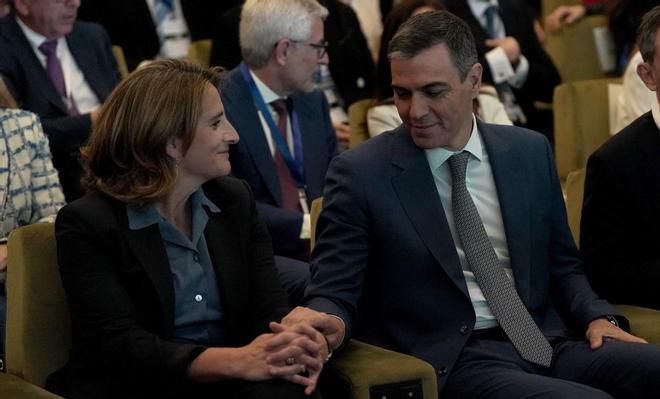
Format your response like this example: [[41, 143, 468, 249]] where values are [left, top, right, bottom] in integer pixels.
[[127, 188, 226, 345]]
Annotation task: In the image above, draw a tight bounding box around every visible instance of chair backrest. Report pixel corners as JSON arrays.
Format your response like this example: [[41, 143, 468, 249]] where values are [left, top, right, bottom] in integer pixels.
[[310, 197, 323, 251], [541, 0, 579, 19], [348, 99, 373, 149], [545, 15, 611, 83], [553, 78, 620, 180], [112, 45, 129, 80], [6, 223, 71, 388], [564, 168, 585, 247], [187, 39, 213, 68]]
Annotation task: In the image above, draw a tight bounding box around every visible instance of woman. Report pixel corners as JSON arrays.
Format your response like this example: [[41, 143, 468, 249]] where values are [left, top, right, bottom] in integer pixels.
[[0, 77, 66, 366], [367, 0, 512, 137], [51, 60, 327, 399]]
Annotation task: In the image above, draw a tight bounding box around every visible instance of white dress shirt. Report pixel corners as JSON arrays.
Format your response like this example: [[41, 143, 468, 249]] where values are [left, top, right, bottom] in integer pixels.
[[16, 17, 101, 114], [145, 0, 191, 59], [425, 114, 513, 329]]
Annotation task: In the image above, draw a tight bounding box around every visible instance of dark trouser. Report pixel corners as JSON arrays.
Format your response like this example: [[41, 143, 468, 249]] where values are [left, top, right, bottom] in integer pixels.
[[183, 378, 322, 399], [444, 335, 660, 398]]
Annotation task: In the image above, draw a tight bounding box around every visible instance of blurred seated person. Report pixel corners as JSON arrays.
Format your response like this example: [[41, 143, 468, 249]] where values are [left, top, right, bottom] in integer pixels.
[[210, 0, 375, 147], [78, 0, 237, 70], [581, 5, 660, 311], [546, 0, 657, 75], [367, 0, 512, 137], [0, 76, 65, 371], [0, 0, 120, 201], [444, 0, 560, 140], [220, 0, 338, 262], [50, 60, 328, 399], [612, 49, 656, 133]]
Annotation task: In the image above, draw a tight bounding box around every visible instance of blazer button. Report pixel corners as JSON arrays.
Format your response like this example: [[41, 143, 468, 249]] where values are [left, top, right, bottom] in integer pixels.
[[459, 324, 470, 335], [437, 366, 448, 377]]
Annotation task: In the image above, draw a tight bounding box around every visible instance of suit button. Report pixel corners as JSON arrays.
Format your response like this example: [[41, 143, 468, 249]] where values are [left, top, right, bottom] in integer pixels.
[[437, 366, 448, 377], [460, 324, 470, 335]]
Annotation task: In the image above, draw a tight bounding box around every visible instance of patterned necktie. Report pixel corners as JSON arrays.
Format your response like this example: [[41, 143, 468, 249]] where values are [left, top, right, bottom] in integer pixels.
[[448, 151, 553, 367], [270, 99, 301, 211], [38, 40, 79, 116]]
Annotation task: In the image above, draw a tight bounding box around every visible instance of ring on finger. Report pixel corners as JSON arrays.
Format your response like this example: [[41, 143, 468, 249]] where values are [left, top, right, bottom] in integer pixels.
[[299, 364, 307, 374], [285, 357, 296, 366]]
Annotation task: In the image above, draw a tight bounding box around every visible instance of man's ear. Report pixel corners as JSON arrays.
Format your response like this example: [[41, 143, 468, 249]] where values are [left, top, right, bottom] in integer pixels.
[[637, 61, 658, 92], [13, 0, 29, 16], [273, 39, 293, 66], [468, 63, 483, 98]]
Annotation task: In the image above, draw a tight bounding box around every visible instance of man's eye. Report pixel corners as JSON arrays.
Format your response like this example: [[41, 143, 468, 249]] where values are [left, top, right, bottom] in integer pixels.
[[394, 90, 410, 98]]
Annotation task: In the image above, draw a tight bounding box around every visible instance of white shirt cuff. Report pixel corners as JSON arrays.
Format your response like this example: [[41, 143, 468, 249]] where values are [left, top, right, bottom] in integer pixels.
[[485, 46, 515, 84], [300, 213, 311, 239]]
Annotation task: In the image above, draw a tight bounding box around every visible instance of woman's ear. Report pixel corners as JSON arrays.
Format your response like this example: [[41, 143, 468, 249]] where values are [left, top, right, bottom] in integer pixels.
[[165, 137, 182, 162]]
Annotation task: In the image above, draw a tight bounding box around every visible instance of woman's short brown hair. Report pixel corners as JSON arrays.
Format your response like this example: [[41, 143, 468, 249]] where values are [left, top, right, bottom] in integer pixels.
[[81, 59, 223, 203]]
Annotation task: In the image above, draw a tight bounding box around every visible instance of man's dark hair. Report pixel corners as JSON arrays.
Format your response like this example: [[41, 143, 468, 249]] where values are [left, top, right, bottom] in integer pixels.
[[387, 10, 477, 81], [637, 5, 660, 64]]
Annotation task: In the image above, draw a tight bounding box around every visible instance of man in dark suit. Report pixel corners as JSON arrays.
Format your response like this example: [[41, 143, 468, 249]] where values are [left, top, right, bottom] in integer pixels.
[[220, 0, 337, 265], [581, 5, 660, 311], [300, 10, 660, 398], [77, 0, 232, 71], [0, 0, 120, 200], [444, 0, 559, 139]]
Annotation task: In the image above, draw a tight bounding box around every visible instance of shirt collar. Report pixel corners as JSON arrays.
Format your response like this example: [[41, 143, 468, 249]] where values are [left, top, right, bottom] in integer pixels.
[[651, 99, 660, 134], [425, 113, 484, 171], [126, 187, 220, 231], [467, 0, 499, 19], [249, 68, 287, 105], [15, 15, 62, 50]]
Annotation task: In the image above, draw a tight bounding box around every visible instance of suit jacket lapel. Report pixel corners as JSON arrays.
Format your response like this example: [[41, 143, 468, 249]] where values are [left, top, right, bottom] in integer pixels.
[[390, 130, 470, 298], [66, 25, 106, 102], [225, 71, 283, 206], [291, 95, 317, 199], [6, 16, 68, 114], [123, 222, 176, 335], [636, 120, 660, 229], [479, 122, 532, 303]]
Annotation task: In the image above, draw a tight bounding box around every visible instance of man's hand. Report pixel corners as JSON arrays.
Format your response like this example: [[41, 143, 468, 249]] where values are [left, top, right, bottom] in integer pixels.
[[485, 37, 521, 65], [333, 121, 350, 147], [586, 318, 648, 350], [0, 243, 7, 272], [545, 5, 586, 34], [281, 306, 345, 349]]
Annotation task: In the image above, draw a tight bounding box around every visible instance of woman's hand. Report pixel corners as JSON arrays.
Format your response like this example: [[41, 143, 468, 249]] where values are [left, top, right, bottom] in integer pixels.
[[187, 327, 322, 394], [268, 321, 326, 395]]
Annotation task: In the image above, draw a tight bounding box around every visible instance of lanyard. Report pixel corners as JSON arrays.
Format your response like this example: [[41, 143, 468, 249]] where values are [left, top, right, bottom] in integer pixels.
[[239, 63, 306, 187]]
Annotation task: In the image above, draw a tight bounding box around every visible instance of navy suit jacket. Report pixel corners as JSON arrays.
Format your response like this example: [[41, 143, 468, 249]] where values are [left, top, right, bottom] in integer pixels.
[[51, 177, 290, 399], [581, 112, 660, 310], [305, 121, 617, 393], [0, 15, 120, 200], [220, 67, 338, 256]]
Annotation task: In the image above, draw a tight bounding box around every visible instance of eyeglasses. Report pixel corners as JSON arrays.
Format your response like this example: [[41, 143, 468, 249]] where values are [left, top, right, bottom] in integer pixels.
[[291, 40, 328, 59]]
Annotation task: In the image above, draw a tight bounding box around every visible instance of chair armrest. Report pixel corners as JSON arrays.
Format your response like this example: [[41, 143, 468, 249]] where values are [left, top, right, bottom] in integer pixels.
[[0, 373, 64, 398], [326, 339, 437, 399], [614, 304, 660, 344]]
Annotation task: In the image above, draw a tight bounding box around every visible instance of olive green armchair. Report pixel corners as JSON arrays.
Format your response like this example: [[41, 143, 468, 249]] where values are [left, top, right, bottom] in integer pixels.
[[1, 222, 438, 399]]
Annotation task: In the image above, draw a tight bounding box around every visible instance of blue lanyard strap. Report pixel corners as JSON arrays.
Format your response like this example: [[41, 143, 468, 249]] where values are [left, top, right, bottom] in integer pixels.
[[239, 63, 306, 187]]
